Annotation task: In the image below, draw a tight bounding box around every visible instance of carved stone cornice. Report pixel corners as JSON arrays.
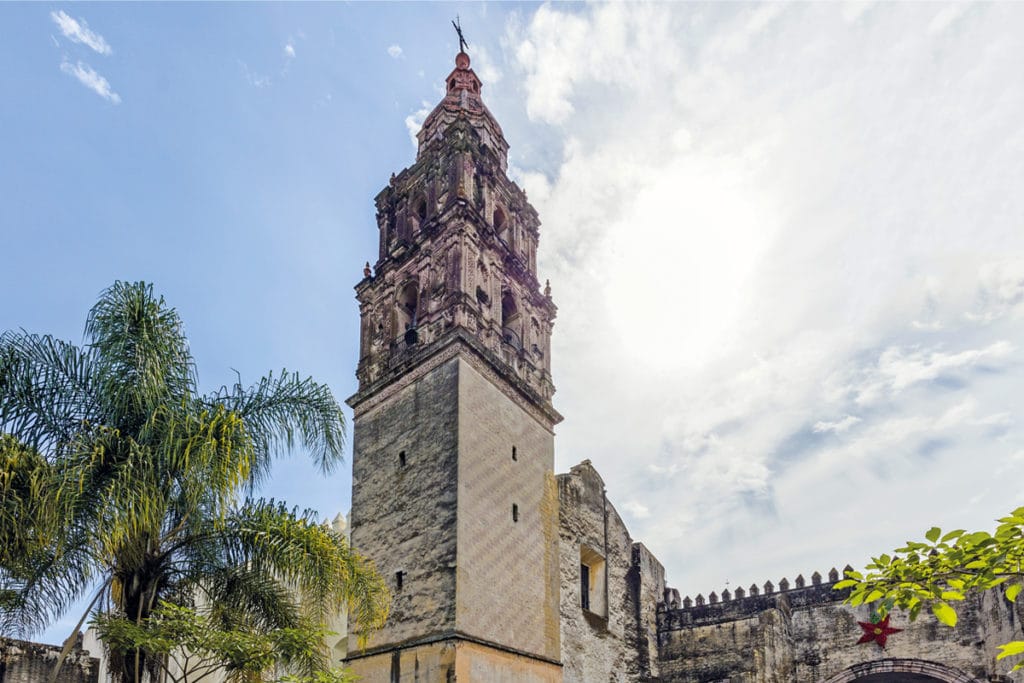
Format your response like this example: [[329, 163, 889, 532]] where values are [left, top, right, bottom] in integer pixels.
[[348, 328, 562, 432]]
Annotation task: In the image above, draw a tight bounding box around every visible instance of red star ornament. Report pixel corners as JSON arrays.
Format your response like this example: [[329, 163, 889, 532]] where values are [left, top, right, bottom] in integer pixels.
[[856, 615, 902, 648]]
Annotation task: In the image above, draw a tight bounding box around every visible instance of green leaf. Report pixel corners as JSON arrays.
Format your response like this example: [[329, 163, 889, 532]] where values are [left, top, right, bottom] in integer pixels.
[[932, 601, 958, 627], [997, 641, 1024, 659], [832, 579, 857, 590], [940, 591, 965, 601], [925, 526, 941, 543], [864, 589, 884, 604], [1006, 584, 1022, 603], [986, 576, 1011, 589]]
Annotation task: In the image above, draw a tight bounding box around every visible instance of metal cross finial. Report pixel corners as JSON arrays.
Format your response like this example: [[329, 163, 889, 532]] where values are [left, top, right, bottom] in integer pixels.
[[452, 15, 468, 53]]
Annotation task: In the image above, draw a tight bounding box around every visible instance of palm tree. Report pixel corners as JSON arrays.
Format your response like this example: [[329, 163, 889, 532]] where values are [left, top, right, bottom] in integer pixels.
[[0, 281, 388, 683]]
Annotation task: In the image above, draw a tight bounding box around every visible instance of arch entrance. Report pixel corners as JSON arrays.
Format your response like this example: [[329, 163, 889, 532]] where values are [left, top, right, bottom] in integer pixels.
[[822, 658, 982, 683], [856, 675, 945, 683]]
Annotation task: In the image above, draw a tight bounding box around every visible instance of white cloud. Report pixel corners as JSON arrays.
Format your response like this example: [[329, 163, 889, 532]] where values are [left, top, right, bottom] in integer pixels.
[[968, 259, 1024, 323], [404, 101, 431, 150], [972, 412, 1011, 428], [852, 341, 1014, 405], [928, 4, 969, 35], [469, 45, 502, 85], [238, 60, 271, 88], [388, 44, 403, 59], [622, 501, 650, 520], [50, 10, 111, 55], [813, 415, 862, 434], [60, 59, 120, 103], [842, 2, 874, 24], [508, 165, 551, 204], [284, 43, 296, 59], [504, 2, 1024, 596]]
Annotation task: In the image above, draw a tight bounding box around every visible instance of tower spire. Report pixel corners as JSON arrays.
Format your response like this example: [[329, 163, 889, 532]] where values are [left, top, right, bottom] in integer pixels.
[[415, 37, 509, 169]]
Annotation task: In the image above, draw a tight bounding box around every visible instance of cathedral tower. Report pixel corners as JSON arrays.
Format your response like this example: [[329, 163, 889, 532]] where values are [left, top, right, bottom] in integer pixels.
[[345, 49, 563, 682]]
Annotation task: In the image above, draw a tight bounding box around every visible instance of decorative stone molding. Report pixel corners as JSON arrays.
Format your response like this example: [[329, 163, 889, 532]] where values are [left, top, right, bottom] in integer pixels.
[[349, 330, 561, 431], [822, 658, 982, 683]]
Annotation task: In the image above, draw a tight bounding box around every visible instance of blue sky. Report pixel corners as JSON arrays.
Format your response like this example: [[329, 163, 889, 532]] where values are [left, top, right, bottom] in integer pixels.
[[3, 2, 1024, 645], [2, 2, 503, 513]]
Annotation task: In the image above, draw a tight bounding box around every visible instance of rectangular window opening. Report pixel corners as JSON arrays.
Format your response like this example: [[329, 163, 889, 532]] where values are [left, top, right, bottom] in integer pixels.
[[512, 503, 519, 523], [580, 545, 607, 617], [399, 450, 406, 467], [580, 563, 591, 610], [395, 570, 404, 591], [512, 445, 517, 461]]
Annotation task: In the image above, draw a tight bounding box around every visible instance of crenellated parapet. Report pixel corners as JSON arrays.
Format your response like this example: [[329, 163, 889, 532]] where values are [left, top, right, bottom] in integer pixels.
[[657, 566, 855, 631]]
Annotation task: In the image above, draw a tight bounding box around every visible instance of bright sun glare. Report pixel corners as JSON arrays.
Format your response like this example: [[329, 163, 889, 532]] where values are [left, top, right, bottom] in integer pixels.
[[605, 158, 777, 370]]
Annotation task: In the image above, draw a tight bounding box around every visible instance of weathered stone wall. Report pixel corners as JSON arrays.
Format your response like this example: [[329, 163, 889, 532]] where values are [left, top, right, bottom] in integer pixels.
[[453, 640, 562, 683], [348, 638, 563, 683], [790, 587, 1019, 681], [456, 358, 560, 661], [558, 461, 664, 683], [345, 641, 455, 682], [657, 579, 1023, 682], [657, 597, 792, 682], [0, 637, 99, 683], [632, 543, 666, 680], [348, 357, 460, 653]]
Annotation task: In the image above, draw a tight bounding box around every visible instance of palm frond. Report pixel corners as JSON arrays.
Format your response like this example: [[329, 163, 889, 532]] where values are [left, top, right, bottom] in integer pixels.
[[0, 529, 100, 638], [197, 564, 301, 633], [0, 435, 52, 567], [142, 401, 255, 521], [0, 331, 100, 454], [54, 428, 168, 564], [205, 371, 346, 480], [86, 281, 196, 428], [216, 499, 389, 635], [0, 435, 107, 638]]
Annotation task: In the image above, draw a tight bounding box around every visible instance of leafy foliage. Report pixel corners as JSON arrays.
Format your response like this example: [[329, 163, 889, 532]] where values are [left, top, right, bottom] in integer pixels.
[[836, 508, 1024, 669], [0, 282, 388, 682], [93, 602, 358, 683]]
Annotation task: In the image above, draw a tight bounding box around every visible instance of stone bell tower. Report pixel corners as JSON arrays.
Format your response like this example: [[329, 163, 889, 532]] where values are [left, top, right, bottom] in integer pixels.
[[345, 48, 563, 682]]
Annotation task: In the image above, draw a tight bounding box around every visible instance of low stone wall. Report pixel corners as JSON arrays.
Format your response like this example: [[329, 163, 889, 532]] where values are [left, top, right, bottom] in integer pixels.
[[0, 636, 99, 683]]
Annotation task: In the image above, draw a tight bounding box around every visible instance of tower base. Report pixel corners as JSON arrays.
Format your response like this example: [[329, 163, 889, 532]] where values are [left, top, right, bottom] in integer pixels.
[[345, 635, 563, 683]]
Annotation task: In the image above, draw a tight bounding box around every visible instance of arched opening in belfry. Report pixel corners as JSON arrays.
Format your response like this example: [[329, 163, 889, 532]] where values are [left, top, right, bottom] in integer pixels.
[[501, 290, 521, 349], [395, 282, 419, 340], [408, 194, 428, 234], [493, 206, 510, 245]]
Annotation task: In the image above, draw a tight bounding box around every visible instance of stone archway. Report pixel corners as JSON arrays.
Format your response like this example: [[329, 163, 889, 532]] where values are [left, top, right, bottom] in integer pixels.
[[822, 658, 983, 683]]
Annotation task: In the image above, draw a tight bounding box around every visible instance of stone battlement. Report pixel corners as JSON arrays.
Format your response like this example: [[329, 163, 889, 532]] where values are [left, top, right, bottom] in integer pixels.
[[658, 566, 855, 631]]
